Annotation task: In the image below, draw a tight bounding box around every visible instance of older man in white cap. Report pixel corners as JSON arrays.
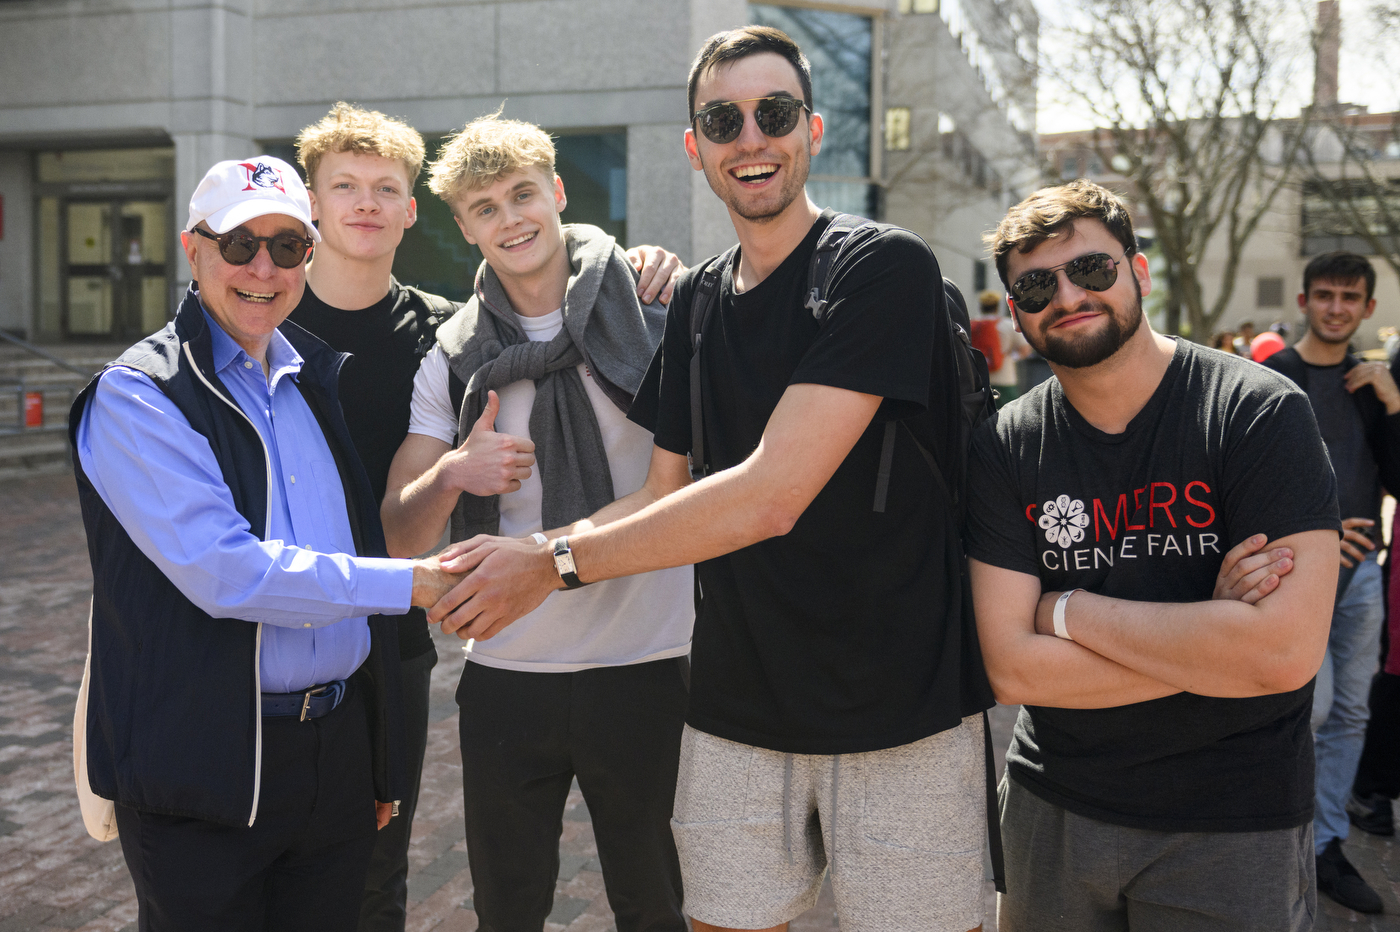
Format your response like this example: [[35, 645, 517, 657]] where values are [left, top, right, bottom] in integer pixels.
[[69, 156, 463, 932]]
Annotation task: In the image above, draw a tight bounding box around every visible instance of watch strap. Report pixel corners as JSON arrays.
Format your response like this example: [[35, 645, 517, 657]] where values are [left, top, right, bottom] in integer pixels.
[[552, 536, 586, 589]]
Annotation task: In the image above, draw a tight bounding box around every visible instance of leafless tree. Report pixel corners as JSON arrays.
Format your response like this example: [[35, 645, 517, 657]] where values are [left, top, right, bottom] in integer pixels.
[[1297, 2, 1400, 282], [1045, 0, 1312, 338]]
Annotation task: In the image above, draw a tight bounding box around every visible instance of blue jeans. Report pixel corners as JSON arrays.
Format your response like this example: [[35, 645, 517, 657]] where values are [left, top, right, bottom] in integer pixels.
[[1312, 553, 1385, 852]]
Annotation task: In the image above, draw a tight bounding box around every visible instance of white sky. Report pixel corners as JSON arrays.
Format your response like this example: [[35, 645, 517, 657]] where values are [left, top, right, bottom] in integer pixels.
[[1031, 0, 1399, 134]]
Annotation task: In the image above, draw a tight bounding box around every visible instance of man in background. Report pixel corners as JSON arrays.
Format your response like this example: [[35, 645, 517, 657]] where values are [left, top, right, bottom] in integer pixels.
[[1263, 251, 1400, 914]]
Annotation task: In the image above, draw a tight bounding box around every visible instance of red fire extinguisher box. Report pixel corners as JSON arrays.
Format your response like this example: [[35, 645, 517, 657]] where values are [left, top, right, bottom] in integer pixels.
[[24, 391, 43, 428]]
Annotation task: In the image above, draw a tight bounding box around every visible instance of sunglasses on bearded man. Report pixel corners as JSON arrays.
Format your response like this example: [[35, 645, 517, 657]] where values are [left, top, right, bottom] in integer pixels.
[[1010, 252, 1131, 314], [692, 95, 812, 145]]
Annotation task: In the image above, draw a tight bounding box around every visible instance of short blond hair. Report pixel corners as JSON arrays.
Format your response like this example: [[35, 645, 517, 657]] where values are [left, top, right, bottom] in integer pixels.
[[427, 112, 556, 209], [296, 102, 426, 189]]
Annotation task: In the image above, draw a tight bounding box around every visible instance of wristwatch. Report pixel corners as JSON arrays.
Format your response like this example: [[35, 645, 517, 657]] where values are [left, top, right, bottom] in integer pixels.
[[551, 536, 587, 589]]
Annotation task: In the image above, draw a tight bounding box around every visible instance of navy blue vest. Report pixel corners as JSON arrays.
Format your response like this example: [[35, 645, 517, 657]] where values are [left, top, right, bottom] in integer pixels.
[[70, 287, 405, 826]]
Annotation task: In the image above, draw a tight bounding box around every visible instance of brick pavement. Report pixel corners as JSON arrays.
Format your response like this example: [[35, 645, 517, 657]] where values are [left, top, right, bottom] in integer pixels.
[[4, 472, 1398, 930]]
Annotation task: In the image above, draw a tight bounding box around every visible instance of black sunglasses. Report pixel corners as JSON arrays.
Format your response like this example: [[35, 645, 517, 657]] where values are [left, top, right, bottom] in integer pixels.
[[1010, 252, 1127, 314], [193, 226, 314, 269], [692, 96, 811, 145]]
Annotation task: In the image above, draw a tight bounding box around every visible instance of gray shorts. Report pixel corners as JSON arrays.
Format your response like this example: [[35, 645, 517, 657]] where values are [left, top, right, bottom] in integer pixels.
[[670, 718, 986, 932], [997, 776, 1315, 932]]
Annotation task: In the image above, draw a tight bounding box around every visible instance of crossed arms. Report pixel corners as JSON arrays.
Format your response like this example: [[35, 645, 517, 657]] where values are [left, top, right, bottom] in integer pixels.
[[969, 529, 1338, 709]]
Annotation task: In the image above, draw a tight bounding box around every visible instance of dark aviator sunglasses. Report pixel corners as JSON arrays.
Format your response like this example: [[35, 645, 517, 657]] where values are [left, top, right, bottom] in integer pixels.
[[1010, 252, 1129, 314], [193, 226, 315, 269], [692, 95, 811, 145]]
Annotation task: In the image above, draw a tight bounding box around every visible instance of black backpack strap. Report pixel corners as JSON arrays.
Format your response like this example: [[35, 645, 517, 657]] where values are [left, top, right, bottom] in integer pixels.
[[984, 708, 1006, 893], [688, 246, 738, 482], [401, 285, 461, 360], [804, 212, 870, 323]]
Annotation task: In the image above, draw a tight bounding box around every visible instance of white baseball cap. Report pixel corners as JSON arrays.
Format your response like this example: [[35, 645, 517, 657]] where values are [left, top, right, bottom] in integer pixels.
[[185, 156, 321, 243]]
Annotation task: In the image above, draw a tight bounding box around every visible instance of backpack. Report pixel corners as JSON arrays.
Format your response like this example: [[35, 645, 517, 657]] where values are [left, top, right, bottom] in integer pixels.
[[686, 212, 1005, 892], [968, 317, 1004, 373], [687, 212, 999, 517]]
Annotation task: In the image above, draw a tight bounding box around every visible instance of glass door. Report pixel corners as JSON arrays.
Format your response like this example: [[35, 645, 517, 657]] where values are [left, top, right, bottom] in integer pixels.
[[65, 201, 114, 338], [63, 198, 170, 341]]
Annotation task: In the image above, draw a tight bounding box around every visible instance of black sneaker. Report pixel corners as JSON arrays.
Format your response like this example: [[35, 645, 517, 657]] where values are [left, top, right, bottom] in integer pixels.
[[1317, 838, 1384, 914], [1348, 792, 1395, 836]]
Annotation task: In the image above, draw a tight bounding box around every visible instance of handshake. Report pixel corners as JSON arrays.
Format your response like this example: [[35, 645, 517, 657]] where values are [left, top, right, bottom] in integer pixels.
[[406, 534, 562, 643]]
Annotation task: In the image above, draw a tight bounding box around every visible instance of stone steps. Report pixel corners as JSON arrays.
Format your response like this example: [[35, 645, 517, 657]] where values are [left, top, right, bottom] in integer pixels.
[[0, 343, 111, 482]]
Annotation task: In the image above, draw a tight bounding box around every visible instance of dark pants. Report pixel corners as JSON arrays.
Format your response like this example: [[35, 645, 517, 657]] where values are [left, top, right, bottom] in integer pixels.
[[998, 777, 1314, 932], [1353, 671, 1400, 798], [116, 683, 378, 932], [359, 646, 438, 932], [457, 657, 689, 932]]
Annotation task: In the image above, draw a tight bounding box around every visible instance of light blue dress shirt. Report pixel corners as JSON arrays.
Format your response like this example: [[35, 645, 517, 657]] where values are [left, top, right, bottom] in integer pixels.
[[77, 309, 413, 693]]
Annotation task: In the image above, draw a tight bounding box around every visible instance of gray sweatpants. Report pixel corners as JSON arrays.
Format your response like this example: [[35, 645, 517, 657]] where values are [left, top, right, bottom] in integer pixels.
[[997, 776, 1315, 932]]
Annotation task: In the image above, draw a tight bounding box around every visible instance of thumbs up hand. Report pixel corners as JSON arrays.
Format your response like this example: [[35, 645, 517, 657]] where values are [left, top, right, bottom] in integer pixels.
[[448, 390, 536, 496]]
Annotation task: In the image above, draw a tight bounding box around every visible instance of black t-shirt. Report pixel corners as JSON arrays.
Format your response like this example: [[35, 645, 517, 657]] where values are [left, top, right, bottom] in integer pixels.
[[288, 279, 452, 661], [629, 212, 993, 755], [1305, 362, 1382, 525], [965, 340, 1341, 832]]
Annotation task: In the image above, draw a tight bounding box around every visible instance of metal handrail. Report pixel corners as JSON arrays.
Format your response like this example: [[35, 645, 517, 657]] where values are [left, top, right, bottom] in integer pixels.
[[0, 329, 96, 378]]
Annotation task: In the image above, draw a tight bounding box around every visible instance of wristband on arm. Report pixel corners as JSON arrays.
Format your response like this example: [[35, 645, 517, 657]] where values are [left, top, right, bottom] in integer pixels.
[[1054, 589, 1083, 641]]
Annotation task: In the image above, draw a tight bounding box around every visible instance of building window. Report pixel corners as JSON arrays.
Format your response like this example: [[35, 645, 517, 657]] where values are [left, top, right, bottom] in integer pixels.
[[974, 259, 988, 293], [1256, 277, 1284, 308], [885, 108, 912, 151], [1301, 178, 1400, 257], [34, 147, 175, 341], [751, 3, 876, 218], [1061, 155, 1080, 179]]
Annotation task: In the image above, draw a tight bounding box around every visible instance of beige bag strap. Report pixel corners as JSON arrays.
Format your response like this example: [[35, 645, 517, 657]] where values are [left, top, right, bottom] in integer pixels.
[[73, 598, 118, 842]]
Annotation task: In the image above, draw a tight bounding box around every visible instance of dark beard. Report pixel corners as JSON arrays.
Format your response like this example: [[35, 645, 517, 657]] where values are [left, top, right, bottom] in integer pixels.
[[1024, 293, 1144, 369]]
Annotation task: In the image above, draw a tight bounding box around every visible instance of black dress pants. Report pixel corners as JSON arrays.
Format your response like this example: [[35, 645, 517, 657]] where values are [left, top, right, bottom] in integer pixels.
[[115, 683, 378, 932], [1354, 671, 1400, 798], [359, 646, 438, 932], [456, 656, 688, 932]]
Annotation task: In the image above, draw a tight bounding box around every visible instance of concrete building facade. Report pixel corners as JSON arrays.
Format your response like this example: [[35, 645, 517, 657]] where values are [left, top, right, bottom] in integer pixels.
[[0, 0, 1036, 343]]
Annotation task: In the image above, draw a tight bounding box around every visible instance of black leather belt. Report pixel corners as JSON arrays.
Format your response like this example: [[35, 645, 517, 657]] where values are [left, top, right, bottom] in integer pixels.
[[261, 680, 346, 721]]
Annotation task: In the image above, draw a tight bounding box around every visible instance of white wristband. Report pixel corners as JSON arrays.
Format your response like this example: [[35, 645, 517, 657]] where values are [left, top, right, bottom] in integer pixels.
[[530, 533, 548, 545], [1053, 589, 1083, 641]]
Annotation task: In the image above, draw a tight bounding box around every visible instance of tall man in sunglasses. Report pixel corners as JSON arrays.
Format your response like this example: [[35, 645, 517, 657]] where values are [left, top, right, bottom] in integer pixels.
[[966, 180, 1341, 931], [70, 155, 467, 932], [425, 27, 995, 932]]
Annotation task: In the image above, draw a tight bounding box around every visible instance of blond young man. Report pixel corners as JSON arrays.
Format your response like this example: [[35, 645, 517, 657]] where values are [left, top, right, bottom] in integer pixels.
[[380, 115, 692, 932], [290, 104, 681, 932]]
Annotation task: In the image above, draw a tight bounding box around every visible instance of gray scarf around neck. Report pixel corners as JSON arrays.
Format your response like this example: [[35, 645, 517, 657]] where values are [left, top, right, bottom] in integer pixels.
[[437, 224, 665, 541]]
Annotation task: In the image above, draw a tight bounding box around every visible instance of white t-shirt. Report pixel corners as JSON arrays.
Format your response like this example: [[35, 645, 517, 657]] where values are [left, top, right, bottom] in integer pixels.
[[408, 309, 693, 672]]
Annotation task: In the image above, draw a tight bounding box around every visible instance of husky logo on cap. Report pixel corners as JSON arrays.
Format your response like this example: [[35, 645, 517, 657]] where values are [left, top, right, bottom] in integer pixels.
[[238, 162, 286, 193]]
